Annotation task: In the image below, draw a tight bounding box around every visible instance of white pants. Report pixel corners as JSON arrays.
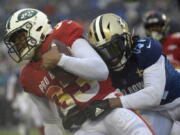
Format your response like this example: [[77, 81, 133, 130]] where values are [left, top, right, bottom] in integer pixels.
[[74, 108, 154, 135], [140, 97, 180, 135], [29, 94, 65, 135], [73, 90, 154, 135], [170, 121, 180, 135], [140, 110, 173, 135]]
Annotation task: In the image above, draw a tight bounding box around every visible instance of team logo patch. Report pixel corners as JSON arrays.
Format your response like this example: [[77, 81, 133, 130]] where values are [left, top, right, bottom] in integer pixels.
[[18, 10, 37, 21], [133, 43, 144, 54], [95, 107, 104, 117], [136, 69, 144, 77]]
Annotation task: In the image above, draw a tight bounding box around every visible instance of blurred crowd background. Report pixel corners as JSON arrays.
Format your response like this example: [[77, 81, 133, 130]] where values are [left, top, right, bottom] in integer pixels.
[[0, 0, 180, 135]]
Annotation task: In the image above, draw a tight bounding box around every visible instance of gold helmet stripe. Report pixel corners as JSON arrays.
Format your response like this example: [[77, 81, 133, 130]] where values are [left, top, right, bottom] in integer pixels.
[[93, 18, 99, 42], [99, 15, 106, 39], [95, 15, 104, 42], [92, 15, 106, 43]]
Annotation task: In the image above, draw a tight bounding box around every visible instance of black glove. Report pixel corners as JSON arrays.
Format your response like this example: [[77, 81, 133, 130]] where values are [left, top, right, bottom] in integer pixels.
[[83, 99, 112, 121], [62, 106, 87, 131]]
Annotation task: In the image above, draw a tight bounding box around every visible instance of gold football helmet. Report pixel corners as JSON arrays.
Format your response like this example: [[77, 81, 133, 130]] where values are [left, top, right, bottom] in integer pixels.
[[88, 13, 132, 71]]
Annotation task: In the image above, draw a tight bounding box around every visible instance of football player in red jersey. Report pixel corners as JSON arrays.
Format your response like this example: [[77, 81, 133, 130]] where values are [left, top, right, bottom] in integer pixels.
[[3, 8, 154, 135], [143, 10, 180, 68]]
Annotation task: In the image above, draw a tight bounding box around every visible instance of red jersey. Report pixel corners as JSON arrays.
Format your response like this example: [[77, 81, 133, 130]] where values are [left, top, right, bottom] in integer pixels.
[[20, 20, 115, 110], [162, 32, 180, 68]]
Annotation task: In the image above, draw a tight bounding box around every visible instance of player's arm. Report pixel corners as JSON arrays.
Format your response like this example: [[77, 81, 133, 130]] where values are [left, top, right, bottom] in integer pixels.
[[108, 55, 166, 110], [57, 38, 109, 81], [109, 39, 165, 109], [42, 20, 109, 81], [119, 55, 165, 109], [83, 55, 166, 118]]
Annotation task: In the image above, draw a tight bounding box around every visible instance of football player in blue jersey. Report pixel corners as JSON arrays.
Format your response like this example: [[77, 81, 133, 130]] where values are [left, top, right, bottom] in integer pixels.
[[87, 13, 180, 135]]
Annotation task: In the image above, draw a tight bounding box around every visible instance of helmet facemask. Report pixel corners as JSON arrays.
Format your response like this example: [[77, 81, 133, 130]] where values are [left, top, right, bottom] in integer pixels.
[[4, 22, 37, 63], [96, 33, 132, 71]]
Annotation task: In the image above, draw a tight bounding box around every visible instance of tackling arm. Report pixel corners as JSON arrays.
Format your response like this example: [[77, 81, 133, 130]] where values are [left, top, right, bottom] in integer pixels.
[[57, 38, 109, 81], [43, 20, 109, 81], [119, 55, 166, 109]]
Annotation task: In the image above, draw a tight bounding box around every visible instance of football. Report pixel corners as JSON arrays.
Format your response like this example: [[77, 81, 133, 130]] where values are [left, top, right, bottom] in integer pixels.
[[52, 40, 72, 56], [49, 40, 77, 83]]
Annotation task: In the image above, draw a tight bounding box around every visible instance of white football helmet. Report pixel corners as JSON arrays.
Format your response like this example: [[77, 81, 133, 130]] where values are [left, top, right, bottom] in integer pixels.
[[88, 13, 132, 71], [4, 8, 52, 63]]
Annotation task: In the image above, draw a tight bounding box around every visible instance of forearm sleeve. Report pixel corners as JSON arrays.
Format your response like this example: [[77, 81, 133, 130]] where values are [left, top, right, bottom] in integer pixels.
[[57, 38, 109, 80], [120, 55, 166, 109]]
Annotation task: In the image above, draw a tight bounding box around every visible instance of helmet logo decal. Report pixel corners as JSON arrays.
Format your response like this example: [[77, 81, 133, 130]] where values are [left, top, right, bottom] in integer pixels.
[[133, 43, 144, 54], [17, 10, 37, 21]]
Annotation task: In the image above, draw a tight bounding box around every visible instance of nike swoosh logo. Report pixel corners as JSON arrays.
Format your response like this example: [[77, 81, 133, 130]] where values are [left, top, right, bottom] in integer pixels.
[[147, 41, 151, 48]]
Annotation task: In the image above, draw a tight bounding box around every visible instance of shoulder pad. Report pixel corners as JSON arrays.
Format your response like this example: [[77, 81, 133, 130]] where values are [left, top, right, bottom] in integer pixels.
[[133, 37, 162, 69], [52, 20, 84, 47]]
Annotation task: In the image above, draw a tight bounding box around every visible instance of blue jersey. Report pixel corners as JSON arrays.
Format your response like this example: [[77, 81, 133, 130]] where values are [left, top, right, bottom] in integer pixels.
[[110, 37, 180, 105]]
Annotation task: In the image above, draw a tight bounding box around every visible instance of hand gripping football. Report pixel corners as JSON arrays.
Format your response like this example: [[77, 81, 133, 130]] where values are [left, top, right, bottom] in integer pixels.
[[52, 40, 72, 56], [49, 40, 77, 83]]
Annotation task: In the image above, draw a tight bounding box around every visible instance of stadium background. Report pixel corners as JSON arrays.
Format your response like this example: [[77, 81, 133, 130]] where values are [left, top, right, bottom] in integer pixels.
[[0, 0, 180, 135]]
